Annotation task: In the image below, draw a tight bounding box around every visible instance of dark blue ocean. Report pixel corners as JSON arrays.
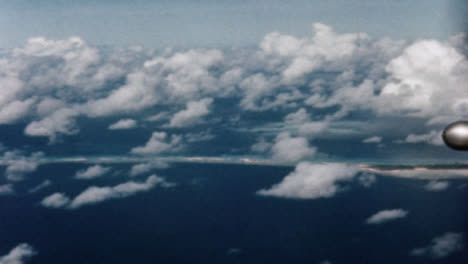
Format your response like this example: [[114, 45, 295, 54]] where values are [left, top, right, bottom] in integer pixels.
[[1, 162, 467, 263]]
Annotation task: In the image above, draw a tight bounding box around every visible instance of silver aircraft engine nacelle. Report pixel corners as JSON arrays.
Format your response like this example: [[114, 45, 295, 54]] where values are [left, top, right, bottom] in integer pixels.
[[442, 121, 468, 150]]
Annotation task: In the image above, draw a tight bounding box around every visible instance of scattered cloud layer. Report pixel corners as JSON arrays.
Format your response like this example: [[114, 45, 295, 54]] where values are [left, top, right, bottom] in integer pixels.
[[366, 209, 408, 224], [411, 232, 464, 259], [0, 23, 465, 153], [0, 243, 37, 264]]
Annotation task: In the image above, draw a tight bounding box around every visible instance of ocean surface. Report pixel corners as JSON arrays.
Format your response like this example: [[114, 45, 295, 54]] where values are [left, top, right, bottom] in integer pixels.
[[1, 162, 468, 263]]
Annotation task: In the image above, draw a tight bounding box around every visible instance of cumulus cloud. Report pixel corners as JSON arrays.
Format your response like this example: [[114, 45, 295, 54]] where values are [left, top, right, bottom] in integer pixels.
[[377, 40, 468, 119], [251, 137, 272, 153], [75, 165, 111, 180], [260, 23, 364, 84], [424, 181, 450, 191], [0, 24, 466, 153], [40, 193, 71, 208], [366, 209, 408, 224], [0, 243, 37, 264], [24, 107, 79, 142], [0, 99, 35, 125], [83, 49, 223, 117], [411, 232, 464, 259], [2, 151, 43, 181], [0, 184, 14, 196], [257, 162, 360, 199], [362, 136, 382, 143], [0, 36, 129, 140], [271, 132, 316, 163], [108, 119, 137, 130], [168, 98, 213, 128], [283, 108, 329, 137], [41, 175, 173, 209], [129, 161, 170, 177], [130, 131, 182, 155]]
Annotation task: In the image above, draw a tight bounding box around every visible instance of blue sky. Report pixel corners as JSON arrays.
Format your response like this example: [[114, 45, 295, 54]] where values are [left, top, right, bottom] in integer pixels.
[[0, 0, 465, 48]]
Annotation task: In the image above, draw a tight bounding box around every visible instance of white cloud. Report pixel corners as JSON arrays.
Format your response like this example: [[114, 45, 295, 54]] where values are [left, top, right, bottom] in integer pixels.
[[146, 112, 170, 122], [82, 71, 160, 117], [75, 165, 111, 180], [260, 23, 364, 84], [271, 132, 316, 163], [0, 26, 465, 148], [362, 136, 382, 143], [283, 109, 329, 137], [0, 184, 14, 196], [40, 193, 71, 208], [36, 98, 66, 117], [0, 36, 127, 138], [46, 175, 170, 209], [129, 161, 170, 177], [83, 49, 223, 117], [238, 73, 278, 111], [41, 175, 173, 209], [411, 232, 464, 259], [377, 40, 468, 119], [2, 151, 43, 181], [143, 49, 223, 100], [28, 180, 52, 193], [24, 107, 79, 142], [251, 137, 272, 153], [425, 181, 450, 192], [108, 119, 137, 130], [257, 162, 360, 199], [397, 130, 443, 146], [0, 243, 37, 264], [168, 98, 213, 128], [0, 99, 35, 125], [366, 209, 408, 224], [297, 121, 328, 137], [130, 131, 182, 155], [184, 131, 215, 143], [284, 108, 309, 124]]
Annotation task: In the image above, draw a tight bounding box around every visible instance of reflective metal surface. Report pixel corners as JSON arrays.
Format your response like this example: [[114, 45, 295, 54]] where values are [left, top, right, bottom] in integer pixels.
[[442, 121, 468, 150]]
